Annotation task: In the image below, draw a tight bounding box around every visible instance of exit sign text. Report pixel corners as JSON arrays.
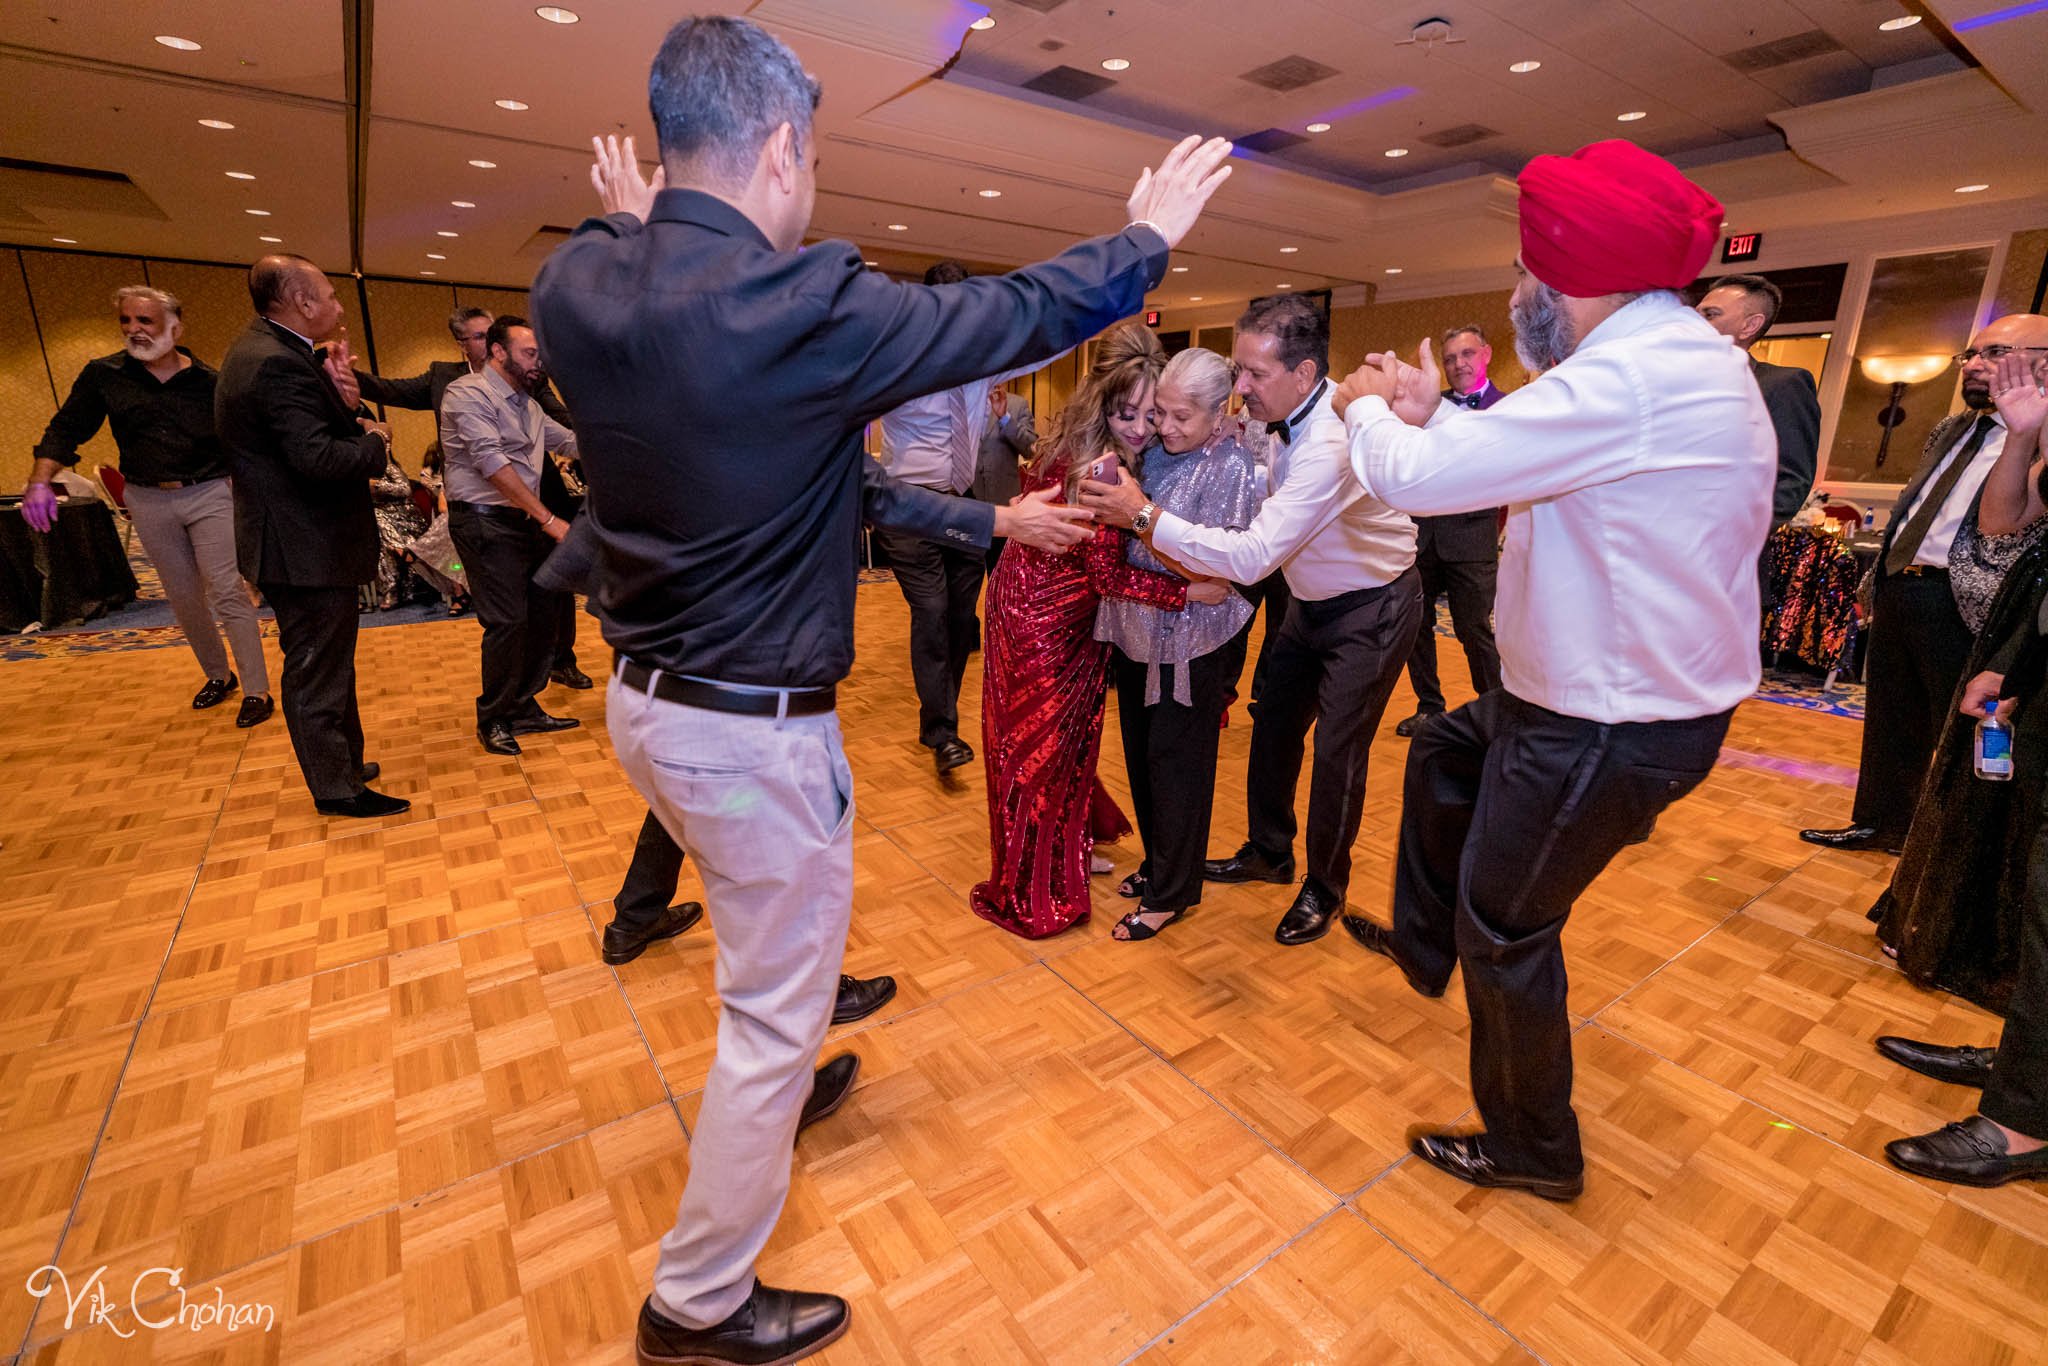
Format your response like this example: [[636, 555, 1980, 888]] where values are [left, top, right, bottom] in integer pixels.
[[1722, 233, 1763, 263]]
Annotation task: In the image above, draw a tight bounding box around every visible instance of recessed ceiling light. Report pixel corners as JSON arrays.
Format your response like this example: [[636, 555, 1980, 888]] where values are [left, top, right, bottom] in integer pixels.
[[887, 223, 908, 231], [969, 14, 996, 30], [420, 270, 437, 276], [52, 236, 77, 244], [1384, 147, 1409, 158], [258, 235, 283, 243], [1280, 246, 1299, 254], [427, 252, 447, 260], [199, 118, 235, 130], [452, 200, 476, 208], [979, 188, 1002, 198], [1879, 15, 1922, 30], [1306, 122, 1332, 133], [1171, 265, 1189, 273], [155, 35, 202, 51], [1101, 57, 1131, 71], [1385, 267, 1403, 275], [863, 259, 879, 265], [468, 159, 497, 169], [437, 230, 460, 237], [245, 208, 271, 216], [1276, 283, 1292, 289], [1617, 110, 1647, 122], [1188, 295, 1203, 301], [225, 171, 255, 180], [535, 5, 579, 22], [1509, 60, 1541, 73], [495, 99, 529, 111], [1957, 183, 1990, 193]]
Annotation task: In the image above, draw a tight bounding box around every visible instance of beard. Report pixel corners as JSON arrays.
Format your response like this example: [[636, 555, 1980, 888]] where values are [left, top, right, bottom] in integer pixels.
[[125, 331, 176, 363], [1962, 379, 1994, 410], [1511, 281, 1578, 373]]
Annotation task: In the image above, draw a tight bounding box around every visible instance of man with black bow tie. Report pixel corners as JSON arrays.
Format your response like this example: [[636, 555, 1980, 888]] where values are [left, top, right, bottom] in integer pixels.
[[215, 254, 409, 818], [1394, 324, 1505, 737]]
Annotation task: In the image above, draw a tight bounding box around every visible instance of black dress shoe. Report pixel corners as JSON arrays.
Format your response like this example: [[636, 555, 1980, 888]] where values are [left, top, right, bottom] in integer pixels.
[[234, 694, 274, 728], [314, 789, 412, 819], [635, 1283, 849, 1365], [1341, 915, 1445, 997], [1393, 709, 1441, 738], [602, 903, 704, 965], [1275, 879, 1340, 945], [1203, 842, 1296, 885], [800, 1053, 859, 1132], [359, 762, 380, 784], [934, 737, 974, 773], [479, 723, 521, 755], [833, 974, 897, 1025], [192, 673, 238, 709], [1875, 1036, 1996, 1088], [549, 664, 595, 690], [1884, 1115, 2048, 1188], [1410, 1131, 1584, 1202], [509, 710, 580, 735], [1798, 824, 1903, 854]]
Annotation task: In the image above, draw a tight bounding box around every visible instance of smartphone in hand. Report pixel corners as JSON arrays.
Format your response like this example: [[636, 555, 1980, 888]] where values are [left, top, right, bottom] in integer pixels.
[[1087, 453, 1122, 485]]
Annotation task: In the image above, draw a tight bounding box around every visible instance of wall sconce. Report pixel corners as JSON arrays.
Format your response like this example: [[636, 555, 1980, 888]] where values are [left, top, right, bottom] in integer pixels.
[[1858, 353, 1952, 469]]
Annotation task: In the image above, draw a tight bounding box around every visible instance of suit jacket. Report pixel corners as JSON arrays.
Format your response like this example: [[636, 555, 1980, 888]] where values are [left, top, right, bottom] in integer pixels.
[[1415, 382, 1507, 563], [216, 318, 387, 586], [972, 397, 1035, 507], [1864, 412, 1981, 615], [1753, 358, 1821, 526], [356, 359, 574, 430]]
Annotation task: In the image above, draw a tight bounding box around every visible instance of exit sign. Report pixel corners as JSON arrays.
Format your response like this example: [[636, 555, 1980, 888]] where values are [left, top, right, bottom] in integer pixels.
[[1144, 309, 1162, 326], [1722, 232, 1764, 263]]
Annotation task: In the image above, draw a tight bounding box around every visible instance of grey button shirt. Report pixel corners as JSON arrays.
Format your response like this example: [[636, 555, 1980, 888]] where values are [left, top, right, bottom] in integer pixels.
[[439, 364, 576, 507]]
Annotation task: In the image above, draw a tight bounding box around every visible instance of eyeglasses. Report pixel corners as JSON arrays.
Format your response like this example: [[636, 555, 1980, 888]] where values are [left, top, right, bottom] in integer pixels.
[[1955, 345, 2048, 364]]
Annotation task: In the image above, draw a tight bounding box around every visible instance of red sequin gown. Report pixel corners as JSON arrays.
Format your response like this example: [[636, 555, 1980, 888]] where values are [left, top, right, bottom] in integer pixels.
[[971, 452, 1188, 938]]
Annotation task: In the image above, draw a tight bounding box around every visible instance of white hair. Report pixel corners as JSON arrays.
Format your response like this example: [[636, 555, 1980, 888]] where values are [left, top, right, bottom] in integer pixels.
[[112, 284, 182, 318], [1159, 346, 1232, 413]]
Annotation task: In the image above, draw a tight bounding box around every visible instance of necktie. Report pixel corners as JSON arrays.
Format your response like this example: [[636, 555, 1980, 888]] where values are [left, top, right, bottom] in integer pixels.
[[1265, 419, 1291, 444], [1456, 391, 1484, 410], [1885, 414, 1997, 576], [947, 386, 975, 494]]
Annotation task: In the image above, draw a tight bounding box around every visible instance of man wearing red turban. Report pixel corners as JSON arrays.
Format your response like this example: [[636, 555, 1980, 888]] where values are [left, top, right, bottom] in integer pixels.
[[1328, 140, 1774, 1201]]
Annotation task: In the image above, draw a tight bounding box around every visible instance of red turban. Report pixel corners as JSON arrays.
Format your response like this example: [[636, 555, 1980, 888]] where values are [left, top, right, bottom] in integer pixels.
[[1517, 140, 1724, 299]]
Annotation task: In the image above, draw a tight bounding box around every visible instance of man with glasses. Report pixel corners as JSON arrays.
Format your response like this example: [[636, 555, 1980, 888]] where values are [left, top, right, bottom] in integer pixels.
[[1803, 312, 2048, 854]]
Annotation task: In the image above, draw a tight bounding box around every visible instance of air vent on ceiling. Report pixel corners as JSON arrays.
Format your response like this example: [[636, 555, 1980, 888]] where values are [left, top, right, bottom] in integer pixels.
[[1009, 0, 1071, 11], [1038, 38, 1066, 52], [1420, 123, 1499, 148], [1021, 64, 1117, 100], [519, 225, 575, 258], [1236, 127, 1309, 155], [1239, 55, 1339, 92], [0, 155, 167, 223], [1720, 29, 1844, 73]]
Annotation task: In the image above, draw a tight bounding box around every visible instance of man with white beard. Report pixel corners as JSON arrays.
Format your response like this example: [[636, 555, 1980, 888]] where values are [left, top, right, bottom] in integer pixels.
[[23, 285, 273, 725]]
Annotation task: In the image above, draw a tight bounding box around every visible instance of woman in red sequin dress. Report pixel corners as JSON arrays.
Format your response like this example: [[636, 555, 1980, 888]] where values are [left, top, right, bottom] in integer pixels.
[[971, 324, 1205, 938]]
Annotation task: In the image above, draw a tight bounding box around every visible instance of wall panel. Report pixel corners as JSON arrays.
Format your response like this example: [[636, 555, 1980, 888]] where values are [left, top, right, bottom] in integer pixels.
[[364, 279, 460, 470], [21, 251, 150, 474], [0, 252, 59, 467]]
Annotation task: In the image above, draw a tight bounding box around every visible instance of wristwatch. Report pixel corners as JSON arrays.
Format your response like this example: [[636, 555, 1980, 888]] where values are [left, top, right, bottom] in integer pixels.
[[1132, 501, 1158, 534]]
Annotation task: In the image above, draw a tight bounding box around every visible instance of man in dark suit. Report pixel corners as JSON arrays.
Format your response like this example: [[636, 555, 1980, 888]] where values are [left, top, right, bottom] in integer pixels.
[[1697, 274, 1820, 526], [215, 255, 409, 818], [1393, 324, 1504, 737], [972, 383, 1035, 570], [529, 16, 1228, 1359], [1802, 312, 2048, 853]]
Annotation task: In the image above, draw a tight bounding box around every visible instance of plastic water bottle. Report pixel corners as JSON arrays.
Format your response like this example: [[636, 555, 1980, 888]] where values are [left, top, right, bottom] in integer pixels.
[[1976, 700, 2014, 782]]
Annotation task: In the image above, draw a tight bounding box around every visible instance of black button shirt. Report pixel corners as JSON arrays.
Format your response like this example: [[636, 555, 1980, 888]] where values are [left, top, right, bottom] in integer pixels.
[[34, 349, 227, 485]]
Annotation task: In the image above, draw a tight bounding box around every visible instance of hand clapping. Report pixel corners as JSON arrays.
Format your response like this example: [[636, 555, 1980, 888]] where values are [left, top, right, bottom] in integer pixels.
[[590, 134, 666, 222], [1332, 337, 1444, 428]]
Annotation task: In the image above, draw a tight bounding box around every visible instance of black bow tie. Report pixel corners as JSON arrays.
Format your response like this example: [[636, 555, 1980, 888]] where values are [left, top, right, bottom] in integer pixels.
[[1453, 391, 1484, 409], [1265, 419, 1292, 444]]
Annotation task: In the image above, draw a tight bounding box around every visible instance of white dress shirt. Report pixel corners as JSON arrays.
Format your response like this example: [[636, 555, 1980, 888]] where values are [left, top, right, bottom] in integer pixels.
[[880, 353, 1066, 490], [1345, 291, 1774, 724], [1153, 383, 1417, 600], [1899, 412, 2007, 567]]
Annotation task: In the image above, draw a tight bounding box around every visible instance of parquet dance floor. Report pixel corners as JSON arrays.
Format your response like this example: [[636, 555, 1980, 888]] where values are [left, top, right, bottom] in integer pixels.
[[2, 588, 2042, 1364]]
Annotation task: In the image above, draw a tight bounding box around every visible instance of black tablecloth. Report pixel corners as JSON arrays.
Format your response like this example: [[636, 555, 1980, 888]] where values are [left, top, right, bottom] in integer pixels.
[[0, 498, 140, 632]]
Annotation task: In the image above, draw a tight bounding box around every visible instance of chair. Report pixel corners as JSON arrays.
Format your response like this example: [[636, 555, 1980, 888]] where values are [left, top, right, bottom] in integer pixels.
[[93, 464, 134, 552], [1820, 501, 1865, 530]]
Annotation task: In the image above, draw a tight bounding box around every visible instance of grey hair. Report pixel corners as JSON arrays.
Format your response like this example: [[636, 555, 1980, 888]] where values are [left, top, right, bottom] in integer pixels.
[[112, 284, 181, 318], [648, 16, 822, 192], [447, 305, 490, 340], [1441, 323, 1488, 349], [1160, 346, 1233, 415]]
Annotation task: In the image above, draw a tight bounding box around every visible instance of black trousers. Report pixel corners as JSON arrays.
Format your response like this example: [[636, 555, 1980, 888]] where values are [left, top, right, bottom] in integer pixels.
[[263, 582, 366, 801], [1391, 690, 1731, 1174], [1405, 551, 1501, 713], [448, 503, 564, 729], [1983, 816, 2048, 1136], [614, 809, 687, 932], [553, 593, 579, 671], [1242, 570, 1422, 900], [1116, 628, 1250, 914], [1853, 572, 1974, 838], [1231, 571, 1293, 721], [874, 523, 986, 747]]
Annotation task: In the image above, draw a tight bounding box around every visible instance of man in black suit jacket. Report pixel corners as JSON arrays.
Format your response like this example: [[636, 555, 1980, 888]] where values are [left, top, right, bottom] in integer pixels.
[[1697, 275, 1820, 525], [528, 17, 1229, 1361], [215, 255, 409, 819], [1394, 324, 1504, 736], [972, 384, 1035, 569]]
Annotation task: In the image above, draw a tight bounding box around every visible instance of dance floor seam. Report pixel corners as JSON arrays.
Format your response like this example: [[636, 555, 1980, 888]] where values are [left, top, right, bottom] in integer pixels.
[[2, 602, 2038, 1364]]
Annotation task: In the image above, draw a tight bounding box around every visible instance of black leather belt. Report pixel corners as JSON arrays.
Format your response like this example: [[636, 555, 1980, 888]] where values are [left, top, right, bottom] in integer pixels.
[[615, 655, 836, 716], [137, 477, 217, 490], [1897, 565, 1949, 578]]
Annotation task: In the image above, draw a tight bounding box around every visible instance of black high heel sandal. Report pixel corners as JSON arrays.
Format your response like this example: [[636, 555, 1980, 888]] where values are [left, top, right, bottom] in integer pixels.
[[1113, 906, 1184, 942], [1117, 870, 1149, 900]]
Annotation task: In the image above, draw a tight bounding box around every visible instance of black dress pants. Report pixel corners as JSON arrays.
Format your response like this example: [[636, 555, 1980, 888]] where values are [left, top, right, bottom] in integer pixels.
[[1390, 690, 1732, 1175], [1853, 571, 1974, 838], [1116, 628, 1250, 914], [1983, 815, 2048, 1137], [1405, 550, 1501, 714], [874, 522, 986, 747], [1232, 571, 1292, 721], [1242, 570, 1422, 900], [448, 503, 564, 729], [614, 809, 687, 932], [553, 593, 580, 671], [264, 582, 366, 801]]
